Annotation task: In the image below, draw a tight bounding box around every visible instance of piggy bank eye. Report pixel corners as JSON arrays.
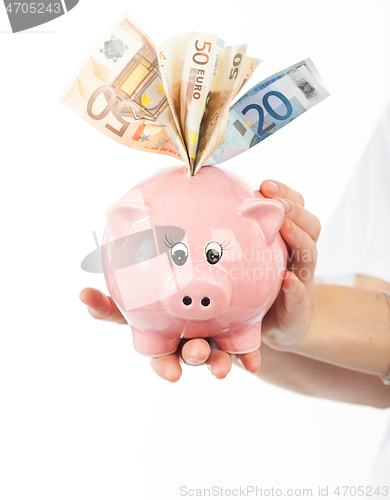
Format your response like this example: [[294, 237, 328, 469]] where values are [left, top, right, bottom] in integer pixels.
[[205, 242, 222, 265], [170, 242, 188, 266]]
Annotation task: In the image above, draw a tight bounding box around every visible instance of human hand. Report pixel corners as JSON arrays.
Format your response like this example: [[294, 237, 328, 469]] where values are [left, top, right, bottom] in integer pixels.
[[79, 179, 320, 381], [174, 179, 321, 370], [259, 180, 320, 351], [79, 287, 258, 381]]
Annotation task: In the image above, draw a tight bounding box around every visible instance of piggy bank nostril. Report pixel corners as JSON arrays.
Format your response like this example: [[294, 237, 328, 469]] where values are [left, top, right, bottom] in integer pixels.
[[201, 297, 211, 307], [182, 296, 192, 306]]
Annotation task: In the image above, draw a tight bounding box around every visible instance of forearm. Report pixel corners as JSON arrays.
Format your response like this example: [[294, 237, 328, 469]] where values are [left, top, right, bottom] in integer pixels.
[[236, 344, 390, 408], [294, 284, 390, 376]]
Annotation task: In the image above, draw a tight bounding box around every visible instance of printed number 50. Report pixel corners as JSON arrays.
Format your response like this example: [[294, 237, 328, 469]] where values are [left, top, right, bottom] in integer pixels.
[[193, 40, 212, 65], [229, 53, 242, 80], [87, 86, 130, 138]]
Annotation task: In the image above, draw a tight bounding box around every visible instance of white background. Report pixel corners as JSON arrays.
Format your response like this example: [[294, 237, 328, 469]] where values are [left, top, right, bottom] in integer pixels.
[[1, 1, 390, 499]]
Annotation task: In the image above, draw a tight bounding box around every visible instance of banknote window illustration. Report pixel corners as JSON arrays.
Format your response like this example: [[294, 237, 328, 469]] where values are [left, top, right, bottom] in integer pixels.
[[107, 43, 168, 121], [118, 58, 151, 97]]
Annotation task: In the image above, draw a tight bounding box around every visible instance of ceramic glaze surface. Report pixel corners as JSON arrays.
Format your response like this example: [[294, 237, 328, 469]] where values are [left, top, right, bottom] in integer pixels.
[[102, 166, 287, 356]]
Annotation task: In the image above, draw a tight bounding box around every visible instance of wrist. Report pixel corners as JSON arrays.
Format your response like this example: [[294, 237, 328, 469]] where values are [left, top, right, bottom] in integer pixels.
[[286, 284, 390, 376], [286, 283, 321, 355]]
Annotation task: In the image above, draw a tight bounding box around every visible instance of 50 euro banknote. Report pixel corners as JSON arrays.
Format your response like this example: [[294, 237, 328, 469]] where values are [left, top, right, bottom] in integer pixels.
[[58, 12, 190, 169], [156, 34, 261, 172], [59, 12, 262, 175], [204, 59, 330, 170], [59, 11, 329, 175]]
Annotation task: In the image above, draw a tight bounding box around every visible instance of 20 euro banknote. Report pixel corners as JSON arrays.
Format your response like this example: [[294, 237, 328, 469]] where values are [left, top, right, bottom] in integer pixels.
[[205, 59, 329, 169]]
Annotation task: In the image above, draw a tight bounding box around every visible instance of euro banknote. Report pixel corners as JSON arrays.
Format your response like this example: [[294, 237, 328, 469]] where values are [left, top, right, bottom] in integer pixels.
[[59, 12, 262, 175], [59, 11, 329, 176], [179, 33, 225, 169], [204, 59, 330, 169], [194, 45, 261, 171], [59, 12, 190, 170], [156, 33, 261, 172], [157, 33, 190, 149]]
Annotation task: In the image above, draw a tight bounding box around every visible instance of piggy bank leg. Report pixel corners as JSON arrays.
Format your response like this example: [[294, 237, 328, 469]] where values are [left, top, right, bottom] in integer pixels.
[[131, 327, 180, 357], [213, 324, 261, 354]]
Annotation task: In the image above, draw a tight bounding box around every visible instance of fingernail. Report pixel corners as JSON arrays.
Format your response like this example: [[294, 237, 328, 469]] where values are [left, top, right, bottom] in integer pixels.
[[268, 180, 278, 194], [186, 358, 203, 366], [289, 274, 298, 287], [290, 220, 299, 235], [279, 197, 291, 214]]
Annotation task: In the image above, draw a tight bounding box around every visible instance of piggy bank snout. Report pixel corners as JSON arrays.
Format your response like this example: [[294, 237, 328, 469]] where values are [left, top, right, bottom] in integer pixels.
[[161, 278, 231, 321]]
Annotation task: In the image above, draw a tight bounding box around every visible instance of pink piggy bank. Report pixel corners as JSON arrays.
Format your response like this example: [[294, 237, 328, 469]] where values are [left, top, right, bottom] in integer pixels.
[[101, 166, 287, 357]]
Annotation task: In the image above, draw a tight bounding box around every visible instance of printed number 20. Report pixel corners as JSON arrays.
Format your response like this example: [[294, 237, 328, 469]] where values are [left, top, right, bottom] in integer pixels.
[[242, 91, 292, 138]]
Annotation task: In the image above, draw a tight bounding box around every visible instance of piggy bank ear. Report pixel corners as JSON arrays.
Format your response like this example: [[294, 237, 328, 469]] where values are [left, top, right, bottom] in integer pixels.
[[239, 199, 284, 244], [106, 201, 149, 241]]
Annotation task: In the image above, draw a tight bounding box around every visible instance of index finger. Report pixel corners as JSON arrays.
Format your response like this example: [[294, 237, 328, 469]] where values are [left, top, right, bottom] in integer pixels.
[[260, 180, 305, 207]]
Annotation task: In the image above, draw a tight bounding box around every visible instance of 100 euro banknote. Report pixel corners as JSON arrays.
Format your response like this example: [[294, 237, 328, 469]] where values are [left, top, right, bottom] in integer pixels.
[[205, 59, 329, 168]]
